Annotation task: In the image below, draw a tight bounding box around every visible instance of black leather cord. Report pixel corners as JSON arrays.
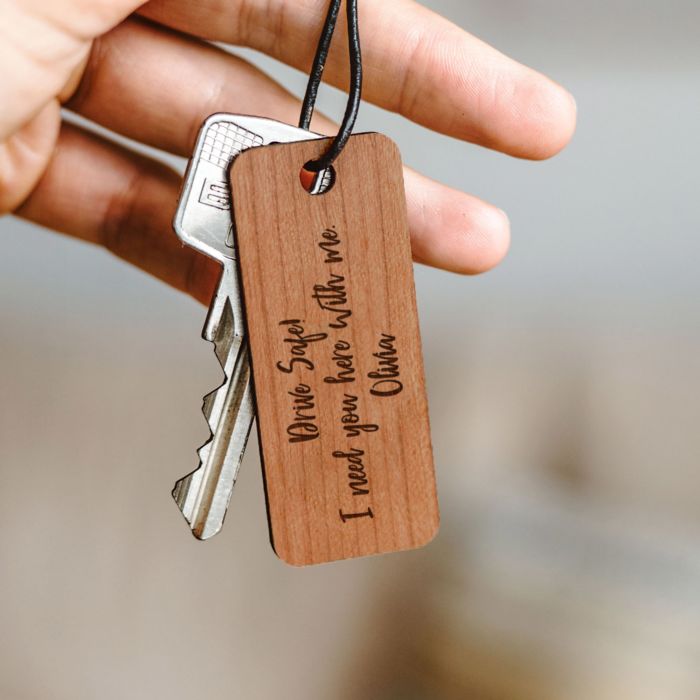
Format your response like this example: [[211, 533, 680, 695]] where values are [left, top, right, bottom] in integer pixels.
[[299, 0, 342, 131], [300, 0, 363, 172]]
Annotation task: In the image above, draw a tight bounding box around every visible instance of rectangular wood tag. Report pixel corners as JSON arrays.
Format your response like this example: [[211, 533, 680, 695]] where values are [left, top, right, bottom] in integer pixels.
[[230, 133, 439, 566]]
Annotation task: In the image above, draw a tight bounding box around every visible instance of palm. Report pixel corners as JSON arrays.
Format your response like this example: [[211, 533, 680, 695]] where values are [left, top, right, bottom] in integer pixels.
[[0, 0, 575, 304]]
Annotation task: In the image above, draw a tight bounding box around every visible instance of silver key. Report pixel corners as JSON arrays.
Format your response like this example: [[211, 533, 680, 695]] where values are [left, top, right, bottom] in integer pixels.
[[172, 114, 324, 540]]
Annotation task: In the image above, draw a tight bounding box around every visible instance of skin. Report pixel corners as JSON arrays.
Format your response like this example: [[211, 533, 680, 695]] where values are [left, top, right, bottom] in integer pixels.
[[0, 0, 576, 305]]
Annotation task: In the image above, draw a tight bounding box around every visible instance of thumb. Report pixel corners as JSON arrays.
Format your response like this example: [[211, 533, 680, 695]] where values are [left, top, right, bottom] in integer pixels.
[[24, 0, 149, 38], [0, 0, 147, 141]]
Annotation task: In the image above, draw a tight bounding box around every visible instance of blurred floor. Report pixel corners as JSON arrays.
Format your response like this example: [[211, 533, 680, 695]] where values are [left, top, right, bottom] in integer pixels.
[[1, 1, 699, 698]]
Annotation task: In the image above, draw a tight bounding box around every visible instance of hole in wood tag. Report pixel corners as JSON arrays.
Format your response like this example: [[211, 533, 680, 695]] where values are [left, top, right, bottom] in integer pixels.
[[299, 163, 336, 195]]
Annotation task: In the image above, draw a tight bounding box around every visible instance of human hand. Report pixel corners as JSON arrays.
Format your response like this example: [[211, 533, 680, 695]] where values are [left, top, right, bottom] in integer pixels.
[[0, 0, 576, 304]]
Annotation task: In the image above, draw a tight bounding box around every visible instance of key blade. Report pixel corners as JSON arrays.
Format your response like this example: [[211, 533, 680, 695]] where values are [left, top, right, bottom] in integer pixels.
[[173, 266, 254, 539], [173, 347, 252, 540]]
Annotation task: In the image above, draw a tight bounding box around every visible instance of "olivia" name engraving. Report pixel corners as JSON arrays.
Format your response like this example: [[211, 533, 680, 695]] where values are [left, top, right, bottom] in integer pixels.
[[368, 333, 404, 397]]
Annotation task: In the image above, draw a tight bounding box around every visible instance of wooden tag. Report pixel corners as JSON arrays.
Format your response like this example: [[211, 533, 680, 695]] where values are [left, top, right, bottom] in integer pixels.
[[230, 133, 439, 566]]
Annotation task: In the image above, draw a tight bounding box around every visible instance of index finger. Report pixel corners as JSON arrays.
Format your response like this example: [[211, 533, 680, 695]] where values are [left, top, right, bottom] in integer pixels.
[[139, 0, 576, 159]]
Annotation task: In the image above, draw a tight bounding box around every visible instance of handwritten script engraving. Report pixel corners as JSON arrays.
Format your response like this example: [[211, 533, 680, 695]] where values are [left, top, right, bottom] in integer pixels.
[[286, 383, 320, 444], [369, 334, 404, 397], [272, 228, 403, 519]]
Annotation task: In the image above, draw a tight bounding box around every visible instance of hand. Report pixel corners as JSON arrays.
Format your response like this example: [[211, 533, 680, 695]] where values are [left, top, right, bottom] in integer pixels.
[[0, 0, 576, 304]]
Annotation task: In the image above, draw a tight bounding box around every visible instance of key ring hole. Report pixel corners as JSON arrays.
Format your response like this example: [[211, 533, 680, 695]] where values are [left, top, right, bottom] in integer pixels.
[[300, 163, 336, 195]]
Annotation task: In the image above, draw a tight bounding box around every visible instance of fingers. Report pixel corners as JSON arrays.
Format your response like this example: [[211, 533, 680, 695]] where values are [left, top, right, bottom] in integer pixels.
[[20, 0, 148, 37], [0, 100, 61, 213], [404, 169, 510, 275], [66, 18, 335, 158], [16, 123, 508, 311], [0, 0, 145, 140], [139, 0, 576, 159], [16, 123, 220, 304], [63, 18, 509, 274]]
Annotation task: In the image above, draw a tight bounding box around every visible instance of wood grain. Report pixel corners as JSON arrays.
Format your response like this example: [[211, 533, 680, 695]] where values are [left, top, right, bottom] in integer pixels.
[[230, 133, 439, 566]]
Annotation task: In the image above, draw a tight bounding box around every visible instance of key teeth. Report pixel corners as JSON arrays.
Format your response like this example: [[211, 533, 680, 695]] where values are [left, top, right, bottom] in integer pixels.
[[202, 386, 222, 416], [172, 295, 243, 541], [199, 297, 238, 442], [211, 298, 237, 365], [172, 474, 192, 514]]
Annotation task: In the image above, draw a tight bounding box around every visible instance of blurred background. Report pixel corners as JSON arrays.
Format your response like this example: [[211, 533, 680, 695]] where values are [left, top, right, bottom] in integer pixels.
[[1, 0, 699, 698]]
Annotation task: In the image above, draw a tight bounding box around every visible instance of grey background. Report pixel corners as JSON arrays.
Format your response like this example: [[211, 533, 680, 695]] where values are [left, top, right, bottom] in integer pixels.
[[1, 1, 699, 698]]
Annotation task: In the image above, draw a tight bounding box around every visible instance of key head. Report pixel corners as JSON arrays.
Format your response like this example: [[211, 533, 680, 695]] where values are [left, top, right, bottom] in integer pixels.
[[174, 114, 324, 264]]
